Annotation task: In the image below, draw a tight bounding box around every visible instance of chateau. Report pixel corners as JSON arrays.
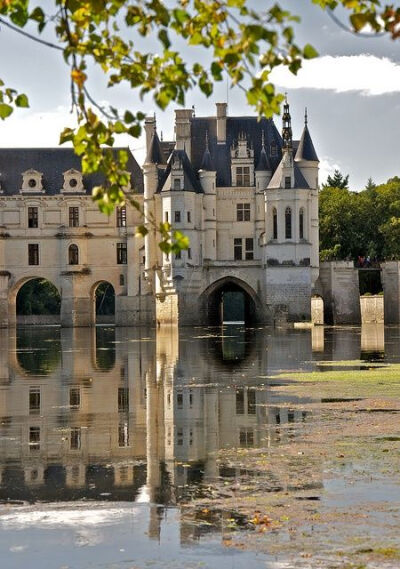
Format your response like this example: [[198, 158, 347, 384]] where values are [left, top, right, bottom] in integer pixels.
[[0, 100, 320, 327]]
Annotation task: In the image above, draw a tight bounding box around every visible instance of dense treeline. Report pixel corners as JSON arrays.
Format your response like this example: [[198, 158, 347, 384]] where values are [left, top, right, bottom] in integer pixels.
[[320, 173, 400, 262]]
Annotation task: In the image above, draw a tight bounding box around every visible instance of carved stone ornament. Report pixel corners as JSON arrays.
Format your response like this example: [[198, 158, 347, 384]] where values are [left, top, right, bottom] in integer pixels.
[[20, 169, 44, 193]]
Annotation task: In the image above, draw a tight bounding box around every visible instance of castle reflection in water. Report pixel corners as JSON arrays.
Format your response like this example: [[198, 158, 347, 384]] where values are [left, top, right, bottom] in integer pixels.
[[0, 323, 389, 536]]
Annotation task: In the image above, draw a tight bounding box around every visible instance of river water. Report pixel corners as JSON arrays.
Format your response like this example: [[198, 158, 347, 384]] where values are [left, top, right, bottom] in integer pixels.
[[0, 324, 399, 569]]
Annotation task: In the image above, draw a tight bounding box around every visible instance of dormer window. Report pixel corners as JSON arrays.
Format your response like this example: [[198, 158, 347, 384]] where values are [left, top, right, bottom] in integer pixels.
[[21, 169, 44, 193], [231, 135, 254, 187], [285, 176, 291, 189], [236, 167, 250, 186], [62, 169, 84, 193], [270, 143, 277, 157], [174, 178, 181, 191]]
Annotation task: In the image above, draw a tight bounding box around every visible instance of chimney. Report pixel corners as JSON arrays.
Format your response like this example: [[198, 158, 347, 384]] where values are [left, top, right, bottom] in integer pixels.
[[174, 109, 194, 160], [216, 103, 227, 144], [144, 115, 156, 155]]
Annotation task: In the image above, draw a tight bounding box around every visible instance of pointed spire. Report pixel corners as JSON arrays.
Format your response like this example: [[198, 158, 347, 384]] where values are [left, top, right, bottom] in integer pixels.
[[200, 130, 214, 171], [282, 95, 293, 150], [295, 109, 319, 162], [145, 130, 165, 165], [256, 129, 272, 172]]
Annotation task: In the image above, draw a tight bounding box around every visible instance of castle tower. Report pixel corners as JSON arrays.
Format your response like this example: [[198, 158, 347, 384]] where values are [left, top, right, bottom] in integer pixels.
[[199, 132, 217, 261]]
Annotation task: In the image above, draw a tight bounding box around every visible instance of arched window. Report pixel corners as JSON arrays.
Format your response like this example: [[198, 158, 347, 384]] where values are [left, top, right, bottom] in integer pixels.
[[272, 207, 278, 239], [285, 207, 292, 239], [299, 208, 305, 239], [68, 244, 79, 265]]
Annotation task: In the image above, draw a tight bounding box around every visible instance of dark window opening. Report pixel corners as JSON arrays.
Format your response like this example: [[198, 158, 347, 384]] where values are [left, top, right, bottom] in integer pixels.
[[285, 176, 291, 189], [174, 210, 181, 223], [273, 208, 278, 239], [29, 387, 40, 414], [234, 238, 242, 260], [245, 238, 254, 260], [69, 207, 79, 227], [28, 207, 38, 228], [248, 390, 256, 415], [237, 203, 250, 221], [70, 427, 81, 450], [187, 211, 191, 223], [28, 244, 39, 265], [68, 244, 79, 265], [117, 243, 127, 264], [236, 166, 250, 186], [236, 389, 244, 414], [285, 207, 292, 239], [70, 387, 80, 409], [118, 387, 129, 412], [299, 208, 304, 239], [29, 426, 40, 451]]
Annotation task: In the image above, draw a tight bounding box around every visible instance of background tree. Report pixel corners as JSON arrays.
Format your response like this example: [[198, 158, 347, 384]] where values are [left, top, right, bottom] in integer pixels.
[[323, 169, 349, 189], [1, 0, 400, 251]]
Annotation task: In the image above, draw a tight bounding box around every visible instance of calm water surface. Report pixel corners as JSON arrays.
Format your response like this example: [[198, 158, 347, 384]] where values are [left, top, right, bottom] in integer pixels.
[[0, 324, 397, 568]]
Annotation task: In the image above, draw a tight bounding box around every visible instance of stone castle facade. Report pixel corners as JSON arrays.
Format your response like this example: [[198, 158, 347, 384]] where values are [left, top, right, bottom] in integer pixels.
[[0, 100, 320, 327]]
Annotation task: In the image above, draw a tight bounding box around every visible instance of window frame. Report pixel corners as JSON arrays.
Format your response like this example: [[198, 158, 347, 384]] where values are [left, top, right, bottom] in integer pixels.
[[68, 244, 79, 265], [117, 242, 127, 264], [285, 207, 292, 239], [236, 203, 251, 222], [28, 206, 38, 228], [68, 206, 79, 227], [28, 243, 39, 265], [116, 206, 127, 228]]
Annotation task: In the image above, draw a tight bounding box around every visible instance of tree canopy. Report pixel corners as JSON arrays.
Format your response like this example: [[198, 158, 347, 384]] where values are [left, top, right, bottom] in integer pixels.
[[323, 169, 349, 190], [319, 176, 400, 262], [0, 0, 399, 251]]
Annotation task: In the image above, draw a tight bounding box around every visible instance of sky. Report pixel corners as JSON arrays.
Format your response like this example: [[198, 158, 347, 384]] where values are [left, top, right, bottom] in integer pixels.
[[0, 0, 400, 190]]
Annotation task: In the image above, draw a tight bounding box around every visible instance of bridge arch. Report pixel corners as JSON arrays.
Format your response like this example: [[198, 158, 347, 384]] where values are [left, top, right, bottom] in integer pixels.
[[200, 276, 264, 325], [91, 280, 116, 325], [9, 276, 61, 326]]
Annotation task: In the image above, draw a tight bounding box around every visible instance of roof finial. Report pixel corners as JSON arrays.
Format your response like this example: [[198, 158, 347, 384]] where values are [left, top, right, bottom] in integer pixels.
[[304, 107, 308, 126], [205, 130, 209, 151], [261, 129, 265, 149], [160, 130, 163, 141], [282, 95, 292, 150]]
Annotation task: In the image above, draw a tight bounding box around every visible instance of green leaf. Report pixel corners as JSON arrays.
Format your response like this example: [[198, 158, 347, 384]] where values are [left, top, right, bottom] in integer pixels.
[[15, 93, 29, 108], [303, 43, 318, 59], [0, 104, 13, 120]]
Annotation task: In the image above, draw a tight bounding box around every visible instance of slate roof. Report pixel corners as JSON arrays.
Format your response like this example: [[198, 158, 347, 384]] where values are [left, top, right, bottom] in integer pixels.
[[190, 116, 283, 187], [256, 146, 272, 171], [200, 146, 214, 171], [146, 131, 165, 164], [295, 125, 319, 162], [0, 147, 144, 195], [268, 153, 310, 189], [157, 149, 203, 194]]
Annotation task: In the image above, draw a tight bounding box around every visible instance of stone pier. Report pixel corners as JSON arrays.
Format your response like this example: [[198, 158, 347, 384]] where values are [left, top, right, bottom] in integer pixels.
[[319, 261, 361, 325]]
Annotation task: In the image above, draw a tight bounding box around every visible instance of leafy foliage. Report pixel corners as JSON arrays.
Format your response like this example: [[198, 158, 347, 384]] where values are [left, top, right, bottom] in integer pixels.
[[319, 176, 400, 261], [0, 0, 399, 251], [16, 278, 61, 315]]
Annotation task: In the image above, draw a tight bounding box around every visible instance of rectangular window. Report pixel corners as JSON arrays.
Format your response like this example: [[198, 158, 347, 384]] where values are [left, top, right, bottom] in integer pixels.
[[116, 206, 126, 227], [165, 211, 169, 222], [174, 211, 181, 223], [187, 211, 191, 223], [118, 422, 130, 447], [28, 244, 39, 265], [189, 390, 193, 409], [236, 166, 250, 186], [234, 238, 242, 261], [177, 427, 183, 446], [28, 207, 38, 228], [236, 389, 244, 415], [117, 243, 127, 264], [247, 389, 256, 415], [239, 428, 254, 447], [299, 210, 304, 239], [285, 176, 291, 189], [29, 387, 40, 414], [245, 238, 254, 260], [70, 387, 80, 409], [69, 207, 79, 227], [118, 387, 129, 412], [188, 248, 192, 259], [174, 178, 181, 191], [29, 426, 40, 451], [70, 427, 81, 450], [237, 203, 251, 222], [119, 274, 125, 286], [177, 391, 183, 409]]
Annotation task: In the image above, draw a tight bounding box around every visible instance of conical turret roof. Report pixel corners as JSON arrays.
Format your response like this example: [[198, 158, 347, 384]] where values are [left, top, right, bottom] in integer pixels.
[[295, 111, 319, 162], [145, 130, 165, 164]]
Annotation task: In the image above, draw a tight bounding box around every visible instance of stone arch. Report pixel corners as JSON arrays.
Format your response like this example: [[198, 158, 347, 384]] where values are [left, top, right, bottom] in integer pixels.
[[200, 276, 264, 325], [91, 280, 116, 325], [10, 276, 61, 326]]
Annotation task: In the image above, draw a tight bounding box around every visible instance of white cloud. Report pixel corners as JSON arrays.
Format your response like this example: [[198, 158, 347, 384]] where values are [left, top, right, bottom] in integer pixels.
[[319, 157, 341, 186], [0, 106, 77, 147], [270, 55, 400, 96]]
